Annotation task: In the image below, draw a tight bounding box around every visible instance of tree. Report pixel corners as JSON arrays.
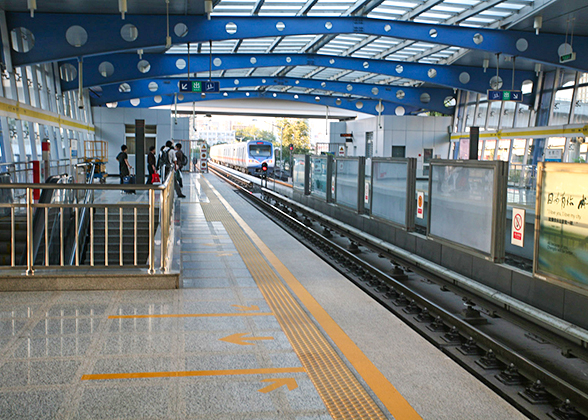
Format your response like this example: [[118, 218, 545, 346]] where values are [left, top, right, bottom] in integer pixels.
[[235, 126, 275, 143], [276, 118, 310, 157]]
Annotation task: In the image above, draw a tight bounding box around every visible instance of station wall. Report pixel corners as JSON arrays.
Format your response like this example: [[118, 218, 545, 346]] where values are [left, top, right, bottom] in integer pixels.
[[330, 115, 452, 174], [92, 107, 190, 175]]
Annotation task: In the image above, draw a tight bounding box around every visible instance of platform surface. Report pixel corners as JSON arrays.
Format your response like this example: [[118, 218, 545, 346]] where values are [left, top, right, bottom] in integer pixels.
[[0, 172, 527, 419]]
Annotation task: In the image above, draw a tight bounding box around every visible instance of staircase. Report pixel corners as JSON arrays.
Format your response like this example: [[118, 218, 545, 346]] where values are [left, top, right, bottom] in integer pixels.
[[84, 207, 160, 266], [0, 215, 26, 265]]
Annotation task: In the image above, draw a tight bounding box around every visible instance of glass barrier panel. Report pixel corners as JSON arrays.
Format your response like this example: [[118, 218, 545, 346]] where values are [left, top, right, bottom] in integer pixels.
[[372, 161, 408, 226], [335, 158, 359, 209], [429, 164, 495, 255], [292, 155, 306, 190], [310, 156, 328, 198]]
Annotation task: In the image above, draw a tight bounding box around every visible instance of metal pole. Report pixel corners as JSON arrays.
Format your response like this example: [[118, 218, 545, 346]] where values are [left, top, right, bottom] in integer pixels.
[[149, 188, 155, 274], [26, 188, 33, 275], [160, 184, 167, 271]]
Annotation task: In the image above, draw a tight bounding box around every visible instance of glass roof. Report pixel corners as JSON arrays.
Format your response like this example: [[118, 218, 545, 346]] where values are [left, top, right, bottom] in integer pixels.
[[166, 0, 539, 101]]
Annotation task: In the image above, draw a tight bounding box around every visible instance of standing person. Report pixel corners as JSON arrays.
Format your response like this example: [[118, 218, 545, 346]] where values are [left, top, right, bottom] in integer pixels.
[[173, 143, 186, 198], [161, 140, 176, 179], [175, 143, 186, 188], [116, 145, 132, 184], [147, 146, 157, 184]]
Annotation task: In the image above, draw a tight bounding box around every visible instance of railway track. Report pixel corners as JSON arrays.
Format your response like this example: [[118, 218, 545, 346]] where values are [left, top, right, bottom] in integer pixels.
[[210, 165, 588, 420]]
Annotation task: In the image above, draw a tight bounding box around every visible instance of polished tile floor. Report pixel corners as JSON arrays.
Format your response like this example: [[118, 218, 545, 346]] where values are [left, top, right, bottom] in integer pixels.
[[0, 173, 527, 420], [0, 174, 331, 419]]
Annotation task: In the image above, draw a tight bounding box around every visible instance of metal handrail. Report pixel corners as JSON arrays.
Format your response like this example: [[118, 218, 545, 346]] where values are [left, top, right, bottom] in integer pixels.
[[0, 178, 173, 190], [67, 163, 96, 266], [1, 170, 175, 275]]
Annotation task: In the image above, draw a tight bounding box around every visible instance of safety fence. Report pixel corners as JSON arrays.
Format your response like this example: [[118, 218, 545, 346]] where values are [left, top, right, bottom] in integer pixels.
[[0, 170, 175, 275], [295, 154, 509, 263]]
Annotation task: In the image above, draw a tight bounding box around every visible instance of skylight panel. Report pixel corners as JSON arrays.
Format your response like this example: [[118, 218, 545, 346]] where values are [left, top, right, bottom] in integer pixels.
[[419, 12, 452, 19], [442, 0, 480, 5], [367, 12, 401, 19], [213, 5, 254, 9], [381, 1, 418, 7], [495, 3, 526, 10], [463, 16, 496, 23], [370, 7, 407, 15], [260, 5, 302, 9], [430, 5, 465, 13], [413, 18, 444, 24], [211, 12, 251, 15], [480, 9, 511, 17], [307, 11, 342, 16], [309, 5, 350, 9]]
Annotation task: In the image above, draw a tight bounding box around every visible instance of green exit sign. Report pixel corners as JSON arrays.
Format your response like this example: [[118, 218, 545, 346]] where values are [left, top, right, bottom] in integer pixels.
[[560, 52, 576, 63]]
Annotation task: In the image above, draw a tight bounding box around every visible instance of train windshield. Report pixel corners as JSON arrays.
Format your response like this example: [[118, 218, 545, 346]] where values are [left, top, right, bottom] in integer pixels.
[[249, 144, 272, 157]]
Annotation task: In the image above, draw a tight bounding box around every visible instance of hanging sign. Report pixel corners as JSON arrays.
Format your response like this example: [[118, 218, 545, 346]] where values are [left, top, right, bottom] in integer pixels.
[[545, 149, 562, 162], [487, 90, 523, 102], [511, 208, 525, 247], [179, 80, 220, 93], [416, 191, 425, 219]]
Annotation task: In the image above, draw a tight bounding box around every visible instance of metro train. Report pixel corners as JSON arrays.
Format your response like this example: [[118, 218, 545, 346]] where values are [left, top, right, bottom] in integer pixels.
[[210, 140, 274, 176]]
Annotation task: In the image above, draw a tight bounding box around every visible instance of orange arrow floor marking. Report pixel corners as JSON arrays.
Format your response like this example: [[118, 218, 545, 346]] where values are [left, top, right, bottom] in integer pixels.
[[108, 313, 273, 319], [231, 304, 260, 311], [220, 333, 274, 346], [258, 378, 298, 393], [82, 367, 306, 381]]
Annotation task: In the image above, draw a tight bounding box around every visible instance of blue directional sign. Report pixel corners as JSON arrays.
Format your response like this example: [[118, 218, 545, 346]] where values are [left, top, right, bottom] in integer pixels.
[[487, 90, 523, 102], [203, 81, 220, 93], [179, 80, 220, 93]]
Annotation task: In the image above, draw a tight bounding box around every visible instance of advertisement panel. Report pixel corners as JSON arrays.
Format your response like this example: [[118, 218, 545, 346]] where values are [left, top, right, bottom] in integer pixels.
[[534, 163, 588, 290]]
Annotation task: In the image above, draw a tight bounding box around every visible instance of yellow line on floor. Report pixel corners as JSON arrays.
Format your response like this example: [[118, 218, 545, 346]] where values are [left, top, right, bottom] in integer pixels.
[[82, 367, 306, 381], [108, 313, 274, 319], [208, 179, 422, 420]]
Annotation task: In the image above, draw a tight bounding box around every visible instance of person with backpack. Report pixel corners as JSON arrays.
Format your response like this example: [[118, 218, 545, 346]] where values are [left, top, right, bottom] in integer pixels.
[[116, 145, 132, 184], [159, 141, 173, 180]]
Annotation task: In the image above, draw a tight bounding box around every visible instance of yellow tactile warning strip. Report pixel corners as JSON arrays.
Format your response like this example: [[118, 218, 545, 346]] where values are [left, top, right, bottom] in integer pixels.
[[201, 178, 421, 420]]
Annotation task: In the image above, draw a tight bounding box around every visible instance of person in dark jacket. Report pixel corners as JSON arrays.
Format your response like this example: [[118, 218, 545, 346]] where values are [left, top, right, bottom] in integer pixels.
[[174, 143, 186, 198], [117, 145, 131, 184], [147, 146, 157, 184]]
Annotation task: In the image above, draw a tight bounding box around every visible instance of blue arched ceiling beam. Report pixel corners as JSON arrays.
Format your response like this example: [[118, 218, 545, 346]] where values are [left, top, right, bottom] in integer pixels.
[[111, 91, 417, 115], [60, 53, 536, 95], [90, 77, 456, 113], [6, 14, 588, 72]]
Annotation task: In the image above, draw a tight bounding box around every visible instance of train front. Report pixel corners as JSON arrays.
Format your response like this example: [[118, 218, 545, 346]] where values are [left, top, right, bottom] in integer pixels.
[[247, 141, 274, 176]]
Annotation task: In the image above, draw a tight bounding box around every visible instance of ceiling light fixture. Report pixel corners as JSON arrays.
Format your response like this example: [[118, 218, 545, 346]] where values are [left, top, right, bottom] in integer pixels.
[[534, 16, 542, 35], [27, 0, 36, 17], [165, 0, 172, 49], [205, 0, 213, 20], [119, 0, 127, 19]]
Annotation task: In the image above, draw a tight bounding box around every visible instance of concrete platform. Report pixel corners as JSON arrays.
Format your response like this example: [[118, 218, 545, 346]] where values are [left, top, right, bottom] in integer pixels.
[[0, 173, 527, 419]]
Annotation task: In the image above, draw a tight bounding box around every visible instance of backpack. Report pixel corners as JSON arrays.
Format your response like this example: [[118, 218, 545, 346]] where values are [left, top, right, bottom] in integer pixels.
[[116, 152, 124, 163], [179, 152, 188, 168], [158, 148, 171, 168]]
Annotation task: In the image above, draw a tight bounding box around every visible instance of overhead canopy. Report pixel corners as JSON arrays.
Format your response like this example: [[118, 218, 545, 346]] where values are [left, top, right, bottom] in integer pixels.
[[2, 0, 585, 116]]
